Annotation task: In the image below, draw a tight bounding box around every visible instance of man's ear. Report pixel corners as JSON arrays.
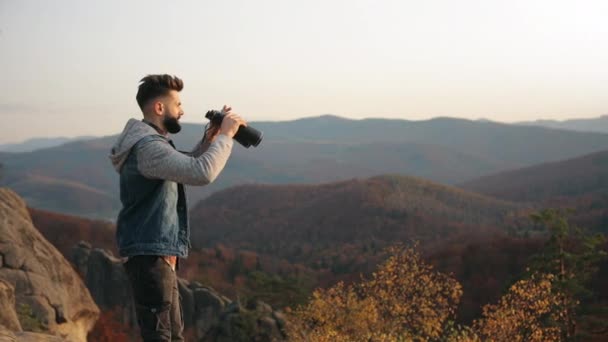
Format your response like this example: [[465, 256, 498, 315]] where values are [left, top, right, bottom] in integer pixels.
[[154, 101, 164, 116]]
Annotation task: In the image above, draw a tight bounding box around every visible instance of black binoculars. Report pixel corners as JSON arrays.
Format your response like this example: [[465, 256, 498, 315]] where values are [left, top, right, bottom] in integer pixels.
[[205, 110, 263, 148]]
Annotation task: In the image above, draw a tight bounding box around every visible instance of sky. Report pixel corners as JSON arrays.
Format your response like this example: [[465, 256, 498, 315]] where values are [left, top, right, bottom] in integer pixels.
[[1, 0, 607, 144]]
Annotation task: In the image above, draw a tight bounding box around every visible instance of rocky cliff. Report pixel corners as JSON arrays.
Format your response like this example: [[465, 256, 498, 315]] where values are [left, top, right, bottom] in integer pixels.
[[0, 188, 99, 341], [72, 242, 288, 341]]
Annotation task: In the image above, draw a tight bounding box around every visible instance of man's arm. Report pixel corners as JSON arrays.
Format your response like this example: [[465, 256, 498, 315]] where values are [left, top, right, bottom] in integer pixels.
[[182, 137, 213, 158], [182, 123, 220, 157], [136, 135, 234, 186]]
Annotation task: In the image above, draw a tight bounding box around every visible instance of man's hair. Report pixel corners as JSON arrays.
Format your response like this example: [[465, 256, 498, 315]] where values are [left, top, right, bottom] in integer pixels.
[[136, 74, 184, 111]]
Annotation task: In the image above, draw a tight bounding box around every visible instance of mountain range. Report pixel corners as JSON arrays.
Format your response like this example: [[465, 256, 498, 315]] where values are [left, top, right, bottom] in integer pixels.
[[0, 136, 97, 152], [188, 174, 524, 271], [2, 114, 606, 338], [517, 115, 608, 133], [2, 114, 607, 153], [2, 115, 608, 220], [460, 149, 608, 233], [11, 144, 608, 330]]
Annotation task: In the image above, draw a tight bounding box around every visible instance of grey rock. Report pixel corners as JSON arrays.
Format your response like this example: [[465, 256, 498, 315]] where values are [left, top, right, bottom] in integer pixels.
[[69, 242, 91, 278], [86, 249, 131, 311], [16, 331, 67, 341], [0, 326, 16, 341], [189, 281, 203, 289], [195, 288, 228, 314], [178, 279, 194, 327], [225, 301, 243, 314], [0, 244, 25, 270], [0, 324, 71, 341], [69, 243, 136, 326], [258, 316, 280, 338], [272, 311, 286, 330], [192, 287, 228, 338], [18, 294, 52, 328], [202, 307, 288, 342], [0, 326, 69, 342], [247, 300, 272, 315], [0, 280, 21, 332], [68, 237, 289, 341], [0, 188, 99, 342]]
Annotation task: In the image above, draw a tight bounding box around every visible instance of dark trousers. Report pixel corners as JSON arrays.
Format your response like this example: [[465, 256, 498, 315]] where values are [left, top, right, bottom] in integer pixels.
[[124, 255, 184, 341]]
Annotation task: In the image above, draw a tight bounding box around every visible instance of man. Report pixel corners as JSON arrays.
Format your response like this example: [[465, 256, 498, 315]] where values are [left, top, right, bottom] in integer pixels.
[[109, 74, 246, 341]]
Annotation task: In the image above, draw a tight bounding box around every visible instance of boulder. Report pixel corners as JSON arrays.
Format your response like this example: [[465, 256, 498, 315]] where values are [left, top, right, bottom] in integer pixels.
[[0, 324, 68, 341], [71, 241, 289, 341], [0, 188, 99, 341], [0, 280, 21, 332]]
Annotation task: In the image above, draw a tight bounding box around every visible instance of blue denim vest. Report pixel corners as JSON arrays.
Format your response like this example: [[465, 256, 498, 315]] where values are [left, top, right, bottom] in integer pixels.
[[116, 135, 190, 258]]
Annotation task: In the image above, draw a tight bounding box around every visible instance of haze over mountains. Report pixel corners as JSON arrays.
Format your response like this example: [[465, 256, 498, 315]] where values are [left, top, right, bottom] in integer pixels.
[[0, 136, 97, 152], [2, 115, 608, 220], [517, 115, 608, 133], [3, 114, 607, 151]]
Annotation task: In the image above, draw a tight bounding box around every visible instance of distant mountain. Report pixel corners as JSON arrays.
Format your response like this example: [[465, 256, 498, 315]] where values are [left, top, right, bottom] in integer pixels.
[[460, 150, 608, 232], [247, 115, 608, 165], [460, 150, 608, 201], [3, 115, 608, 219], [0, 137, 121, 220], [0, 136, 96, 152], [517, 115, 608, 133], [189, 174, 523, 270]]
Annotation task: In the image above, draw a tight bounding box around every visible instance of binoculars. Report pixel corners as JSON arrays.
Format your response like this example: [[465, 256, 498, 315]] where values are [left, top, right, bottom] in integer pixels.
[[205, 110, 263, 148]]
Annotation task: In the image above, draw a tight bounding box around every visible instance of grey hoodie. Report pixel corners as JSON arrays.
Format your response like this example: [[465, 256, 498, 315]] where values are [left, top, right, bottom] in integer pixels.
[[109, 118, 233, 185]]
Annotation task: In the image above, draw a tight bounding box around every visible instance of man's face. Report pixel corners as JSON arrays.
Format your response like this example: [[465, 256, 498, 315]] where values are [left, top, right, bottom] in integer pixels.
[[160, 90, 184, 134]]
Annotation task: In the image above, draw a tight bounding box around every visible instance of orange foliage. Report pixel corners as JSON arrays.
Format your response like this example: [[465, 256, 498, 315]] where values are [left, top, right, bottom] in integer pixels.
[[289, 246, 571, 342], [28, 207, 117, 257], [473, 274, 569, 342], [88, 307, 138, 342], [289, 246, 463, 341]]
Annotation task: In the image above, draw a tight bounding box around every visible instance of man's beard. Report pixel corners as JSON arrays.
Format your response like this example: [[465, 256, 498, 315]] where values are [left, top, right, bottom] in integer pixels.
[[163, 113, 181, 134]]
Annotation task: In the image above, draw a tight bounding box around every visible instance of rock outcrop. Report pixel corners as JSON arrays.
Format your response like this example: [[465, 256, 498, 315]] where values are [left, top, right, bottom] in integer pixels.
[[71, 242, 287, 341], [0, 188, 99, 341], [201, 299, 288, 342], [70, 242, 135, 325], [0, 280, 21, 332], [0, 326, 67, 341]]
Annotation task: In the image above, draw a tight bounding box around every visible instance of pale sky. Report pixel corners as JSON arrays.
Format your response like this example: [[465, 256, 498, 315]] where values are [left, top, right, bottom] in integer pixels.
[[1, 0, 607, 144]]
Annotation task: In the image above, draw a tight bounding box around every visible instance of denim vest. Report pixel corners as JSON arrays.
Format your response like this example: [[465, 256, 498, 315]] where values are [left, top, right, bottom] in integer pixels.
[[116, 135, 190, 258]]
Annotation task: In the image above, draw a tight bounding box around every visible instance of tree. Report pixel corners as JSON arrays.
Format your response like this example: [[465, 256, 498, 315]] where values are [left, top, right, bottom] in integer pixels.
[[287, 208, 607, 341], [288, 245, 463, 341], [473, 273, 568, 342], [527, 209, 607, 339], [288, 244, 577, 342]]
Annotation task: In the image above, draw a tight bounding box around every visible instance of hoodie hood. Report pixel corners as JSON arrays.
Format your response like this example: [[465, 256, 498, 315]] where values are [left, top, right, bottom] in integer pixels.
[[109, 118, 166, 172]]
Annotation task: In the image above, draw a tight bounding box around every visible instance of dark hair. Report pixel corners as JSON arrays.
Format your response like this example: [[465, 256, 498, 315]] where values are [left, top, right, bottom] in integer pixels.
[[136, 74, 184, 111]]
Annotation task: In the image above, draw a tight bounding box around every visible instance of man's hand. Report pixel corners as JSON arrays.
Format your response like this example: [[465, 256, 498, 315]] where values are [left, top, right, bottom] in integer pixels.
[[221, 105, 232, 115], [204, 122, 221, 143], [219, 104, 247, 138], [204, 105, 239, 142]]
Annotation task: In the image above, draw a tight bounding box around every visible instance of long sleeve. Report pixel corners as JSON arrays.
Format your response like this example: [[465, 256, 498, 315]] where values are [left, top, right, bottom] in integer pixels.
[[136, 134, 234, 186], [184, 137, 213, 158]]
